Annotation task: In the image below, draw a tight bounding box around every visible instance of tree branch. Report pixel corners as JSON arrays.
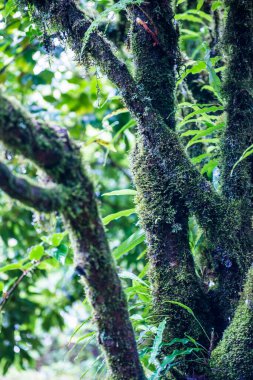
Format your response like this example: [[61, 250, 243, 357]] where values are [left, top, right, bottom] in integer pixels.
[[18, 2, 225, 224], [0, 92, 146, 379], [221, 0, 253, 201], [20, 0, 146, 117], [128, 0, 179, 126], [219, 0, 253, 274], [0, 162, 64, 212], [0, 91, 84, 186], [0, 257, 47, 312]]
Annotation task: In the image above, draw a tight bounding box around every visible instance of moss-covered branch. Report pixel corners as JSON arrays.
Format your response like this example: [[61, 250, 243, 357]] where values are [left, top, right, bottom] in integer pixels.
[[221, 0, 253, 269], [16, 2, 223, 228], [210, 266, 253, 380], [129, 0, 253, 331], [207, 3, 253, 377], [18, 0, 148, 118], [0, 91, 84, 186], [0, 94, 145, 380], [128, 3, 212, 367], [219, 0, 253, 284], [221, 0, 253, 201], [128, 0, 179, 126], [0, 162, 64, 212]]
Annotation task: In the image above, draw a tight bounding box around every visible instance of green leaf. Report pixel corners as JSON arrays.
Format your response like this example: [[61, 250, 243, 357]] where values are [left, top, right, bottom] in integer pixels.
[[99, 95, 122, 108], [175, 13, 203, 24], [81, 0, 144, 50], [184, 123, 224, 149], [29, 245, 44, 260], [149, 319, 167, 364], [41, 232, 67, 247], [51, 233, 67, 247], [103, 108, 129, 122], [190, 61, 206, 74], [157, 347, 202, 371], [231, 144, 253, 176], [112, 119, 136, 143], [166, 300, 194, 315], [137, 248, 147, 260], [113, 229, 145, 260], [177, 61, 206, 85], [186, 137, 219, 149], [180, 106, 224, 123], [0, 261, 25, 273], [102, 189, 137, 197], [212, 1, 223, 11], [164, 337, 190, 346], [204, 50, 222, 101], [178, 115, 219, 129], [165, 301, 210, 341], [177, 0, 187, 4], [2, 0, 16, 18], [191, 153, 212, 165], [197, 0, 204, 10], [138, 262, 149, 279], [119, 270, 149, 287], [0, 282, 4, 292], [188, 9, 212, 22], [103, 208, 136, 225], [68, 317, 92, 344], [190, 123, 224, 142], [48, 244, 68, 264], [201, 159, 219, 177]]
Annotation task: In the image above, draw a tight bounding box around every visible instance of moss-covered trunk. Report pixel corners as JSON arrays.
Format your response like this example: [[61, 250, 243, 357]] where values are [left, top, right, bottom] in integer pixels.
[[64, 180, 146, 380], [128, 2, 211, 358], [0, 93, 145, 380], [210, 1, 253, 378], [220, 0, 253, 269]]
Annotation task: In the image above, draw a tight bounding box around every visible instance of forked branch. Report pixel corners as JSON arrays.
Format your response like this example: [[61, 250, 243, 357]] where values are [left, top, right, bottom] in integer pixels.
[[0, 162, 64, 212]]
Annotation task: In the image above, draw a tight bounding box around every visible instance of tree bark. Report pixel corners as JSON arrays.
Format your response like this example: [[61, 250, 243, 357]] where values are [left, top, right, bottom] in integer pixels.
[[0, 92, 145, 380], [210, 1, 253, 378]]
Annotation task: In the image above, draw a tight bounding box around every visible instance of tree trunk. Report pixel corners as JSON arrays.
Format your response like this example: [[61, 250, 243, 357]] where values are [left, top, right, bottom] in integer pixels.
[[0, 92, 145, 380]]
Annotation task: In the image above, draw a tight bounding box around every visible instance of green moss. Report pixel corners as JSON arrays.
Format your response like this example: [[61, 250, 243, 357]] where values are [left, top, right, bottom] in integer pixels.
[[218, 0, 253, 298], [221, 0, 253, 200], [129, 1, 180, 125], [129, 4, 212, 358], [131, 138, 212, 378], [126, 0, 250, 326], [64, 183, 146, 380], [0, 91, 85, 186], [131, 108, 247, 325], [210, 267, 253, 380]]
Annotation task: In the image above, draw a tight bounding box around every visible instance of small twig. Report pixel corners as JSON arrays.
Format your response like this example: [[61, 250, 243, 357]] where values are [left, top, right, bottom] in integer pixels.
[[0, 257, 47, 311], [208, 328, 215, 358], [136, 17, 159, 46], [137, 5, 158, 36]]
